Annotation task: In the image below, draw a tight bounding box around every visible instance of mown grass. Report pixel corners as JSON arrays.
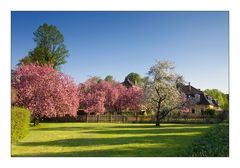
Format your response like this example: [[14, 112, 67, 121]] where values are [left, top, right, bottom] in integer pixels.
[[12, 123, 216, 157]]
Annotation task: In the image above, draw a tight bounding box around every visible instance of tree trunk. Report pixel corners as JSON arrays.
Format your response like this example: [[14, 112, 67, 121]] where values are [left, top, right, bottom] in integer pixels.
[[97, 115, 99, 123], [155, 100, 161, 127], [135, 112, 138, 122], [33, 117, 39, 126], [109, 114, 112, 123], [156, 110, 160, 127]]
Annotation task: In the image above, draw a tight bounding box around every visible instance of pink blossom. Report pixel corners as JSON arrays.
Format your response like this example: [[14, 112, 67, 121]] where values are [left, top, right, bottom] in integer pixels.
[[14, 63, 79, 119], [78, 79, 144, 114]]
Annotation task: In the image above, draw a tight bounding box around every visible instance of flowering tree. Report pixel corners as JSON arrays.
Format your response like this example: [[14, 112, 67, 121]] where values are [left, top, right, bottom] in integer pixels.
[[113, 83, 128, 113], [14, 63, 79, 125], [78, 79, 107, 114], [98, 80, 119, 113], [78, 78, 144, 114], [143, 60, 185, 126], [126, 86, 144, 111], [115, 85, 143, 113], [11, 87, 18, 105]]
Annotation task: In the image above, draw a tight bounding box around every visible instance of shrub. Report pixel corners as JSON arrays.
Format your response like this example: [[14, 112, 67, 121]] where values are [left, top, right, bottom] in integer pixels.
[[204, 108, 216, 117], [217, 111, 229, 121], [182, 124, 229, 156], [11, 106, 30, 142]]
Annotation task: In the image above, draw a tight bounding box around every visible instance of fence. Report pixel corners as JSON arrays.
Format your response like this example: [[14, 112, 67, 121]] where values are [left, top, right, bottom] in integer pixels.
[[83, 115, 155, 123], [42, 114, 220, 124], [85, 115, 220, 124]]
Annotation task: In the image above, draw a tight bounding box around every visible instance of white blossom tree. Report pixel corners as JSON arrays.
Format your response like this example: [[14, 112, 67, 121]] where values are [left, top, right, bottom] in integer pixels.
[[143, 60, 185, 126]]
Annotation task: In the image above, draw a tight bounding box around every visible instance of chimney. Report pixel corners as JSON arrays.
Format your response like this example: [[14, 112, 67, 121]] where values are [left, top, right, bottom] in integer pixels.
[[188, 82, 191, 91]]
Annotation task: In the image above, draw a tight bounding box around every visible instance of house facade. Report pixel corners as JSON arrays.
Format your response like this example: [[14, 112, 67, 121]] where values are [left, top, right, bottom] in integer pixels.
[[179, 82, 221, 117]]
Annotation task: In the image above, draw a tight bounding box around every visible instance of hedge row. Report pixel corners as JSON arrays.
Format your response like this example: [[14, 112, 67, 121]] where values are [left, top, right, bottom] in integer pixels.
[[11, 107, 30, 142], [182, 123, 229, 157]]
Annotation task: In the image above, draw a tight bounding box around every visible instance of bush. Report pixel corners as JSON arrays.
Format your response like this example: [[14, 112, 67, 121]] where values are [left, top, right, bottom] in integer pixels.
[[217, 111, 229, 121], [182, 124, 229, 156], [11, 106, 30, 142], [204, 108, 216, 117]]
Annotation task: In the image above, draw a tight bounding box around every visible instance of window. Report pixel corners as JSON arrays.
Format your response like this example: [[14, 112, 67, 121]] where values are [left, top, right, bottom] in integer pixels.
[[195, 94, 200, 102], [192, 109, 195, 114]]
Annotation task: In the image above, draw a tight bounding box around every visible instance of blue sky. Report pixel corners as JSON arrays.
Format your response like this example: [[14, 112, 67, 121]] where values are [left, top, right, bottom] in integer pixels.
[[12, 11, 229, 93]]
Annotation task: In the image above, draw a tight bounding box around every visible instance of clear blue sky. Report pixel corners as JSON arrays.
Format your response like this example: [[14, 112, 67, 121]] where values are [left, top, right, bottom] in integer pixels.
[[12, 11, 229, 93]]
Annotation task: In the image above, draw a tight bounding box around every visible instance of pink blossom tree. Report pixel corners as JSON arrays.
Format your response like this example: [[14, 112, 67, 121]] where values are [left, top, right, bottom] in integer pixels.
[[115, 85, 143, 113], [78, 79, 107, 114], [125, 86, 144, 111], [78, 78, 144, 115], [97, 80, 119, 113], [112, 83, 128, 113], [14, 63, 79, 125]]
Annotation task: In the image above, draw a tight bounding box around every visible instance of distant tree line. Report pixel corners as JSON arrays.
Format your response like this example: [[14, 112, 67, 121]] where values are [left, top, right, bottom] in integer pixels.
[[204, 89, 229, 111]]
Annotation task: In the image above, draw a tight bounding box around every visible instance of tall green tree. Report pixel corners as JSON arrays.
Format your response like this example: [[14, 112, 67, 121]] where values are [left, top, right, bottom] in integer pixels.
[[143, 60, 185, 127], [19, 23, 69, 69], [125, 72, 142, 86], [88, 76, 103, 83], [104, 75, 113, 82], [204, 89, 229, 111]]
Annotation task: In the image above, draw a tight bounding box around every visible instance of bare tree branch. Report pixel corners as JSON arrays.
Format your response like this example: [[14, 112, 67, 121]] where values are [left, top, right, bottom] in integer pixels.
[[152, 98, 159, 103], [155, 86, 160, 97]]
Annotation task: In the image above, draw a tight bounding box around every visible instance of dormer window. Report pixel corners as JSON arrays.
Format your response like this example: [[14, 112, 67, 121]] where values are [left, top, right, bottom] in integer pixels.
[[195, 94, 200, 102]]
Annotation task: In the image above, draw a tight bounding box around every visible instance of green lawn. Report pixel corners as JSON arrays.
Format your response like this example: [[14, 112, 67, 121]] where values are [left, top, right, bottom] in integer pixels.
[[11, 123, 215, 157]]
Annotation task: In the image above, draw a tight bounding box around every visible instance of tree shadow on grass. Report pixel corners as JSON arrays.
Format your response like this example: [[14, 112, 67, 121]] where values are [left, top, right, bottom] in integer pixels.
[[31, 126, 96, 132], [109, 123, 210, 129], [31, 123, 211, 132], [12, 124, 213, 157], [15, 131, 201, 151], [86, 127, 209, 135], [13, 134, 199, 157], [16, 125, 209, 148], [12, 146, 185, 157]]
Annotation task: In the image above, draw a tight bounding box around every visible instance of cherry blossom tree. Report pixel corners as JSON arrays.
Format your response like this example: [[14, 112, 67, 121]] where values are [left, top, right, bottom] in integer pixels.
[[78, 79, 107, 114], [113, 83, 128, 113], [115, 85, 143, 113], [125, 86, 144, 111], [98, 80, 119, 113], [13, 63, 79, 125], [78, 78, 144, 115]]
